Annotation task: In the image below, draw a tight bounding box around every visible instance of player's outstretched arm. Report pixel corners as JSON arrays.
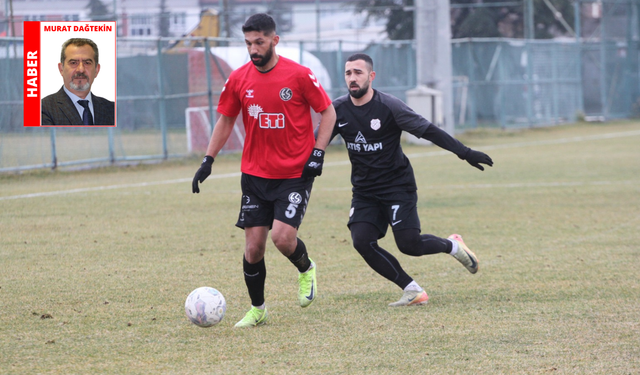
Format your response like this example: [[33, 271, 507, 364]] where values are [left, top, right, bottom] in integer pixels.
[[192, 114, 237, 193], [302, 104, 336, 179], [419, 123, 493, 171]]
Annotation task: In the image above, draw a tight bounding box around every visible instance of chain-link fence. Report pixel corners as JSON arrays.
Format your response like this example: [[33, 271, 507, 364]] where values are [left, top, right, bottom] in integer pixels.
[[452, 38, 585, 129], [1, 30, 639, 171]]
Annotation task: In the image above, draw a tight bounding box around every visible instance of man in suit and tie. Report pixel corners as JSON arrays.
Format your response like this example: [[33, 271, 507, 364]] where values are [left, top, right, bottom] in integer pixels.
[[41, 38, 115, 126]]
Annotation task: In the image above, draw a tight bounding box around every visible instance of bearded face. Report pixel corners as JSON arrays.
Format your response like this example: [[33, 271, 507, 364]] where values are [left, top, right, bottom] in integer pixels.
[[244, 30, 280, 72], [250, 41, 275, 68], [348, 79, 370, 99], [344, 59, 374, 100]]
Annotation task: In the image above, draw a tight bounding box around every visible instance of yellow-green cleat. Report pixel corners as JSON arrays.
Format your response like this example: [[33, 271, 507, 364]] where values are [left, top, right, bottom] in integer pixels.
[[234, 306, 268, 328], [298, 259, 317, 308]]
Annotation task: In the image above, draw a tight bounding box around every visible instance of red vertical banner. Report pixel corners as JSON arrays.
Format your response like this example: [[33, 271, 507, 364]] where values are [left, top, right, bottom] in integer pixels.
[[23, 21, 41, 127]]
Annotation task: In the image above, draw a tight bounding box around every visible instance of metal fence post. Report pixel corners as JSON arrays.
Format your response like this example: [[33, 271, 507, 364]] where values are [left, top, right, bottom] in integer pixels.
[[156, 38, 168, 159], [525, 0, 535, 39], [600, 8, 608, 119], [466, 41, 477, 129], [552, 44, 559, 124], [50, 128, 57, 169], [108, 127, 115, 164], [498, 45, 506, 128], [574, 0, 584, 116], [525, 42, 534, 126], [203, 37, 215, 131], [337, 40, 343, 70], [299, 40, 304, 66], [624, 1, 635, 116]]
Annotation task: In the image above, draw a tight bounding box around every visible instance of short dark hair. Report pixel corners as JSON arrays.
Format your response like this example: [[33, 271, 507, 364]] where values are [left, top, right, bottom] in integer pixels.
[[60, 38, 99, 65], [242, 13, 276, 35], [346, 53, 373, 72]]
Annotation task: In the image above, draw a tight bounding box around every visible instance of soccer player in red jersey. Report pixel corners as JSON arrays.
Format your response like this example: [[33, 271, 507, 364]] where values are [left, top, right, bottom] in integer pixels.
[[331, 53, 493, 306], [192, 13, 336, 327]]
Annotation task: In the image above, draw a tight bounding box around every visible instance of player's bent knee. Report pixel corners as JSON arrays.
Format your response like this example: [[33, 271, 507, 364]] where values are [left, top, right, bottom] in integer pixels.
[[270, 223, 298, 253], [351, 236, 370, 254], [395, 231, 423, 256], [350, 222, 382, 257], [351, 235, 381, 259]]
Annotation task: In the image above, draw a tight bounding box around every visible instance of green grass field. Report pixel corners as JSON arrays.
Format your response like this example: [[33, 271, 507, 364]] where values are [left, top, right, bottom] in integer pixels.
[[1, 121, 639, 374]]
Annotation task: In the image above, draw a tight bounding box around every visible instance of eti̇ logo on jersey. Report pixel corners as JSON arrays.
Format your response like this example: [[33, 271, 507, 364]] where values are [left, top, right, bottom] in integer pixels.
[[259, 113, 285, 128], [279, 87, 293, 101], [248, 104, 285, 129], [370, 118, 381, 131]]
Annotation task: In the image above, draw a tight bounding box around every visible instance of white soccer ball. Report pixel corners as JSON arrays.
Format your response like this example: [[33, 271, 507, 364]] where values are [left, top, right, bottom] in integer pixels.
[[185, 287, 226, 327]]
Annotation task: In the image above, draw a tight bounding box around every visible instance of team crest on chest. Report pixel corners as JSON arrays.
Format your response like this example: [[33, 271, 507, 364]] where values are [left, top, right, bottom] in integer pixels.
[[279, 87, 293, 101], [288, 192, 302, 204], [370, 119, 381, 130]]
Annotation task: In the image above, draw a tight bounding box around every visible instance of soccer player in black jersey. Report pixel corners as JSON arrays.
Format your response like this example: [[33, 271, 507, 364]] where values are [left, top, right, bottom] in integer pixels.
[[330, 53, 493, 306]]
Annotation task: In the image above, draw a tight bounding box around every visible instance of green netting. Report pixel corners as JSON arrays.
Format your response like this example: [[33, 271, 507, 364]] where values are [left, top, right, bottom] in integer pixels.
[[1, 0, 639, 171], [452, 39, 584, 129]]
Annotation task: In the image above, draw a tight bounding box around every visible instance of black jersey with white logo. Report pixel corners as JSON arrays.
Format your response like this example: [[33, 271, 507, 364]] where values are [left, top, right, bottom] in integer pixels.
[[331, 89, 469, 194]]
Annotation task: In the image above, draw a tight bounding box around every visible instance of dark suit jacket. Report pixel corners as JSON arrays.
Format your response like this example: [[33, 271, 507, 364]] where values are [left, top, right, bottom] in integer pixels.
[[41, 86, 115, 126]]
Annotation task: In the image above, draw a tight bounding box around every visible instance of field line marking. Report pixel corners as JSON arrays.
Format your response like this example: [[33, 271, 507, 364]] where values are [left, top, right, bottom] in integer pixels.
[[4, 178, 634, 201], [0, 173, 240, 201], [2, 129, 639, 201], [316, 180, 639, 192]]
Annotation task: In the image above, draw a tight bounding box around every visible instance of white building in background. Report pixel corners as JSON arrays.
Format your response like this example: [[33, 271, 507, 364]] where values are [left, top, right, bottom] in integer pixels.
[[118, 0, 201, 37]]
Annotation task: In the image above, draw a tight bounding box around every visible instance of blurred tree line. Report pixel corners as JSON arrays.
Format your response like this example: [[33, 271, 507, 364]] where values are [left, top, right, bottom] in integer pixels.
[[351, 0, 575, 40]]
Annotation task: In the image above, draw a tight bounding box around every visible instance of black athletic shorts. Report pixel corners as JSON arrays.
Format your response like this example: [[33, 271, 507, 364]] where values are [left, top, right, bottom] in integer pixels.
[[236, 173, 313, 229], [348, 190, 421, 239]]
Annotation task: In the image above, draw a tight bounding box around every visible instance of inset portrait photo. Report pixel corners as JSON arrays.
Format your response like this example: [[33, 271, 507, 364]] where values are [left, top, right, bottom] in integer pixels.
[[23, 21, 116, 127]]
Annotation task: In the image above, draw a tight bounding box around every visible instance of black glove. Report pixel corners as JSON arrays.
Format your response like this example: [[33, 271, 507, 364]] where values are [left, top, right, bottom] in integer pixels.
[[463, 149, 493, 171], [301, 148, 325, 179], [192, 155, 214, 193]]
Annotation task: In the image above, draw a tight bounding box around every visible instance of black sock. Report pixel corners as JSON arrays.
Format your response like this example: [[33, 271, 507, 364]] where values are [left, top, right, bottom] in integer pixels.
[[288, 238, 312, 272], [243, 256, 266, 307]]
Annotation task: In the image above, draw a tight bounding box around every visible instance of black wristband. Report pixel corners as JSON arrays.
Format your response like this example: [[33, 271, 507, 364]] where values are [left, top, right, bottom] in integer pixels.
[[311, 148, 325, 158], [202, 155, 214, 165]]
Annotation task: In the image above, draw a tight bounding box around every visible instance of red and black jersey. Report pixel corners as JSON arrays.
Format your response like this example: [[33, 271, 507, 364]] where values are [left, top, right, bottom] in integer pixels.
[[217, 56, 332, 179]]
